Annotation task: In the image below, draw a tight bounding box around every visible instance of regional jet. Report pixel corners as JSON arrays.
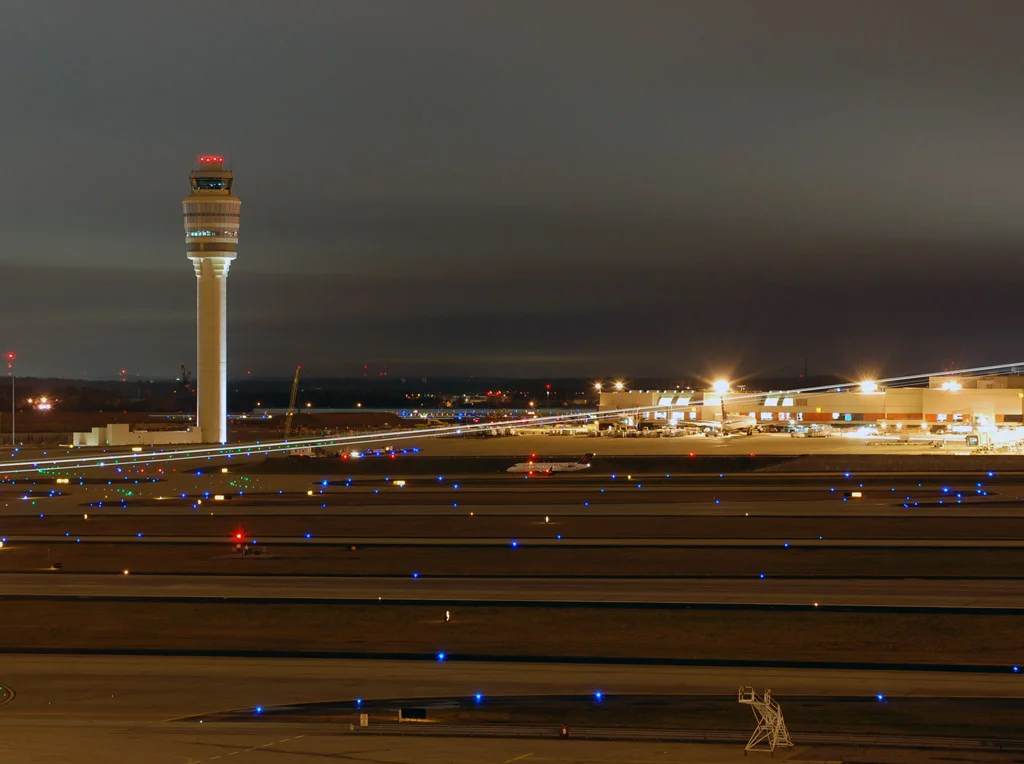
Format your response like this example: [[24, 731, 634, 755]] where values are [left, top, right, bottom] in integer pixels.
[[507, 453, 594, 474]]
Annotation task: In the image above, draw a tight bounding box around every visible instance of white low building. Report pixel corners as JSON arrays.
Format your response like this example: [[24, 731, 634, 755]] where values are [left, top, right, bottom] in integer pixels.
[[71, 423, 203, 447]]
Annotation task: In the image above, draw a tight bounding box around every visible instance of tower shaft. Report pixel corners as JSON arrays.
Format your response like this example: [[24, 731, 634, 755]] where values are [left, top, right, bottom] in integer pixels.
[[191, 256, 233, 443], [183, 155, 240, 444]]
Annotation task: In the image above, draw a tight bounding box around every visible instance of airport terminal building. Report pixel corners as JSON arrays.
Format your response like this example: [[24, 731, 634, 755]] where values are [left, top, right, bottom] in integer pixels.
[[599, 375, 1024, 432]]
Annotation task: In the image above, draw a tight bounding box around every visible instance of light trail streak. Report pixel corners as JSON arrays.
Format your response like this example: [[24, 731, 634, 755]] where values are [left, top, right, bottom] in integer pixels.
[[1, 361, 1020, 475]]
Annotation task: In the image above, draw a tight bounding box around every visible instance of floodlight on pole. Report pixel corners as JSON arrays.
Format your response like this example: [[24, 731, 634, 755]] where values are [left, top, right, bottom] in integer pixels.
[[712, 379, 730, 395], [614, 381, 624, 391], [860, 380, 879, 394]]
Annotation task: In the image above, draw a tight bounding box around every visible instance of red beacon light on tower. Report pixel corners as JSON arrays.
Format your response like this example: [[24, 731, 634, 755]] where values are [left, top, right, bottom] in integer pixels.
[[198, 155, 224, 168]]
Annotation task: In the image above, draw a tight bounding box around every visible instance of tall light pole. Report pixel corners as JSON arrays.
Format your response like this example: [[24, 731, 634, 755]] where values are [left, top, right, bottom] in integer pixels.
[[5, 352, 14, 446]]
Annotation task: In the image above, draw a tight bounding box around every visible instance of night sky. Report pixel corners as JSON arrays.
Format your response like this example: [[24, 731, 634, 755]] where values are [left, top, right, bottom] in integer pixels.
[[3, 1, 1023, 381]]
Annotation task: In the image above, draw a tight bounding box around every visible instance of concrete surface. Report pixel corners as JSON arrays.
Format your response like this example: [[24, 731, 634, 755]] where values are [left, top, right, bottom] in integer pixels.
[[4, 572, 1024, 609], [2, 655, 1023, 763]]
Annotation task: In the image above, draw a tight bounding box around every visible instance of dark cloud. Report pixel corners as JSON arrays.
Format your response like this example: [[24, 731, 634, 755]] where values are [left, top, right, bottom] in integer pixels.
[[2, 2, 1023, 378]]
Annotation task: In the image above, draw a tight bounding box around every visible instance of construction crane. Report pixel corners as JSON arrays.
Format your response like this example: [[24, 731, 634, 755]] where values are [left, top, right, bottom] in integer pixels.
[[283, 365, 301, 439], [179, 364, 193, 393]]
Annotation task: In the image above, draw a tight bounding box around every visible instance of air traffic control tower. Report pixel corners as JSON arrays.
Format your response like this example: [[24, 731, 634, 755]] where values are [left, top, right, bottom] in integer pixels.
[[184, 155, 240, 444]]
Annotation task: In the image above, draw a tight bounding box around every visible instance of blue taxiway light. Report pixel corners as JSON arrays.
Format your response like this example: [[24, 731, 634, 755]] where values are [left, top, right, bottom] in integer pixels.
[[474, 693, 483, 702], [594, 691, 603, 701], [437, 652, 446, 662], [876, 694, 885, 702]]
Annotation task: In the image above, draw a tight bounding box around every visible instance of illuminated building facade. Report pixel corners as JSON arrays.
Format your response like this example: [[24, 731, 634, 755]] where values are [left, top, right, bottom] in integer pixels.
[[184, 155, 240, 444], [600, 375, 1024, 432]]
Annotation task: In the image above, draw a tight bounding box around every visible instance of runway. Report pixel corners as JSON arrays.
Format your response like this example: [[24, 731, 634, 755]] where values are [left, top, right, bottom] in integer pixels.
[[4, 572, 1023, 608], [0, 654, 1022, 763]]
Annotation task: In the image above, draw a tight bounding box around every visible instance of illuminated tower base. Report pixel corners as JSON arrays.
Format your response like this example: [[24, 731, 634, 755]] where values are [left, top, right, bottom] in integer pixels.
[[190, 255, 234, 444], [183, 155, 241, 444]]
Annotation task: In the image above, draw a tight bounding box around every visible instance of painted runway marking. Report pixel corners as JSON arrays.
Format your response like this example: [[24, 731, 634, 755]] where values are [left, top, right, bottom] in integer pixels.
[[504, 755, 534, 763]]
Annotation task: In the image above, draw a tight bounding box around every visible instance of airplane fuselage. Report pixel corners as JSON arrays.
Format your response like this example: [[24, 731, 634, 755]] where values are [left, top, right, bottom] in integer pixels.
[[507, 462, 592, 474]]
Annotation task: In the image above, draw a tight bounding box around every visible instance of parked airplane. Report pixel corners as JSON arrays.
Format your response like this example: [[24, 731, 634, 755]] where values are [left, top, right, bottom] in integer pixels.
[[507, 453, 595, 474], [702, 413, 760, 436], [700, 398, 760, 436]]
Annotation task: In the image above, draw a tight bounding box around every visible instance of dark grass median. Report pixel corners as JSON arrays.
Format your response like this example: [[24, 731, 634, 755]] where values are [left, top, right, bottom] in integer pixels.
[[4, 601, 1022, 667], [7, 514, 1024, 541], [191, 693, 1024, 742]]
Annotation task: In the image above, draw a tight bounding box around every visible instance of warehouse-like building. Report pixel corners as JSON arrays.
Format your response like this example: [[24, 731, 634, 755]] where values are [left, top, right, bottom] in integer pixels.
[[598, 375, 1024, 432]]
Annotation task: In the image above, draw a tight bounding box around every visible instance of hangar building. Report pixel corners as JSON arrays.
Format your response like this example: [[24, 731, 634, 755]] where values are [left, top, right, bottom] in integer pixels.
[[598, 375, 1024, 432]]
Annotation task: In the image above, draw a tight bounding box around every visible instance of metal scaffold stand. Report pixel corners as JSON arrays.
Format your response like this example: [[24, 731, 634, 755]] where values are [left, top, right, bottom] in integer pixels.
[[738, 687, 794, 755]]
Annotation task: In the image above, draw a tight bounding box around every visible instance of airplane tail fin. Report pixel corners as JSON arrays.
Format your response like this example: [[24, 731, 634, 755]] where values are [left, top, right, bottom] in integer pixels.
[[578, 453, 595, 465]]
